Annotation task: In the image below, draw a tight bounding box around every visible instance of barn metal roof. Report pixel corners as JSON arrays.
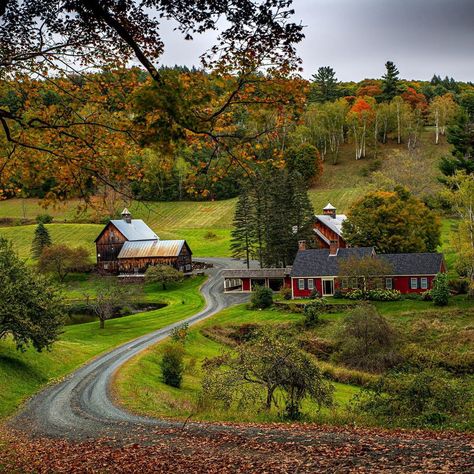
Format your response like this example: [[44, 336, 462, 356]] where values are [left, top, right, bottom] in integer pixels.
[[117, 240, 186, 259], [314, 213, 347, 237], [110, 219, 159, 241], [222, 268, 291, 279]]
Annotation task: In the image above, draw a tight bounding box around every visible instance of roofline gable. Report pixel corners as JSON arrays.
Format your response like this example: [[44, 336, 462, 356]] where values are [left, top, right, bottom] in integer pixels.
[[94, 221, 127, 243]]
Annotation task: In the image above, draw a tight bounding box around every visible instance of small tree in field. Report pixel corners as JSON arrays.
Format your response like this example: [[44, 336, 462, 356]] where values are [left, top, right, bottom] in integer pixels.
[[93, 284, 119, 329], [161, 343, 185, 388], [31, 222, 52, 259], [334, 304, 399, 372], [38, 244, 91, 281], [431, 273, 450, 306], [201, 328, 333, 419], [0, 238, 64, 352], [145, 265, 183, 290]]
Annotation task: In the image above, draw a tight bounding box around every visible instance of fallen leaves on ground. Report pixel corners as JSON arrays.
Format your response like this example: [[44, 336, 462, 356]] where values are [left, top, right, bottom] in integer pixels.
[[0, 422, 473, 473]]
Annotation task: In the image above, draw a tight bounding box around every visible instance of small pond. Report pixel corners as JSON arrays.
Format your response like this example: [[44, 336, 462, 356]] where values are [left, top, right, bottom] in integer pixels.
[[66, 302, 166, 325]]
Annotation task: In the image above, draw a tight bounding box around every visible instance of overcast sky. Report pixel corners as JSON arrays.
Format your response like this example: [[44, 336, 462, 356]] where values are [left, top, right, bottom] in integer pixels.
[[158, 0, 474, 82]]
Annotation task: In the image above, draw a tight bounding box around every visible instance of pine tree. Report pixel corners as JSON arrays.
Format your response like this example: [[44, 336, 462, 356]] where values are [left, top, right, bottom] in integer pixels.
[[381, 61, 401, 102], [31, 222, 52, 259], [230, 186, 255, 269], [309, 66, 339, 103]]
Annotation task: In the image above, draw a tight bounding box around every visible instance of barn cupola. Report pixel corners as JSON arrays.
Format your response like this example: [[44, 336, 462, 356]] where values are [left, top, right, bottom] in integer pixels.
[[121, 208, 132, 224], [323, 203, 337, 219]]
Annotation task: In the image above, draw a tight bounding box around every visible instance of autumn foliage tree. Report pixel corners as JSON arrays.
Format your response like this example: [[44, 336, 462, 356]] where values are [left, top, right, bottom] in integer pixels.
[[342, 187, 441, 253], [38, 245, 91, 282]]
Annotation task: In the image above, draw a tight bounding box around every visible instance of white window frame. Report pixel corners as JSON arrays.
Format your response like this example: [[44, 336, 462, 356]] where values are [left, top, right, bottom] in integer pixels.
[[420, 277, 428, 290], [298, 279, 305, 291], [308, 279, 314, 290], [385, 278, 393, 290], [410, 278, 418, 290], [341, 278, 348, 289]]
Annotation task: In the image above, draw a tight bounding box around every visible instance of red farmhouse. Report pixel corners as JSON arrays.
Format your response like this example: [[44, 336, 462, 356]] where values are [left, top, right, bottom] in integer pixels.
[[290, 243, 446, 298]]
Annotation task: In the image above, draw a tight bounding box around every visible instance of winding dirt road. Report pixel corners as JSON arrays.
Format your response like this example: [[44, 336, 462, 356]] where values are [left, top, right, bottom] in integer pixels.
[[7, 258, 474, 472]]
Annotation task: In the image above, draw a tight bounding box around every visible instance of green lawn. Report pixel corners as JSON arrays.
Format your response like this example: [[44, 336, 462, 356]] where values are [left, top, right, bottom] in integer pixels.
[[0, 276, 205, 419], [115, 304, 361, 423]]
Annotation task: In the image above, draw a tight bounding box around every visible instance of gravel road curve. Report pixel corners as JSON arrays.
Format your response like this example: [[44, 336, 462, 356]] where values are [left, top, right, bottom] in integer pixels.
[[12, 258, 251, 440]]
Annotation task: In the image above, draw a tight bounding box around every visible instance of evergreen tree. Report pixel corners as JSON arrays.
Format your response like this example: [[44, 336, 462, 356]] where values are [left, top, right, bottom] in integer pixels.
[[309, 66, 339, 103], [230, 186, 255, 268], [439, 111, 474, 178], [380, 61, 401, 102], [31, 222, 52, 259]]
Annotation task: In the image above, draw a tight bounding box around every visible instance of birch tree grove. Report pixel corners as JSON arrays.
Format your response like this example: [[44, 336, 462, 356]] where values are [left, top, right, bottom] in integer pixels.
[[429, 94, 459, 144]]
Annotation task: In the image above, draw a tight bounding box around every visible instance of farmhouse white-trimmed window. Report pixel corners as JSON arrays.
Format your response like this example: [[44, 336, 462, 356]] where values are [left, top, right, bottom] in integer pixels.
[[420, 277, 428, 290], [298, 279, 305, 290], [341, 278, 348, 289], [308, 279, 314, 290], [410, 278, 418, 289], [385, 278, 393, 290], [350, 278, 358, 289]]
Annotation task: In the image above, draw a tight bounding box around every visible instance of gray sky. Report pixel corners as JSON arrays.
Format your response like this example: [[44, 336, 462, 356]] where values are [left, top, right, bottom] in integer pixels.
[[158, 0, 474, 82]]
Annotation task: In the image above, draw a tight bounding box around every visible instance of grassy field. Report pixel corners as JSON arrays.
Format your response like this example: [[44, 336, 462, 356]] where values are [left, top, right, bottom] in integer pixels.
[[115, 304, 361, 423], [0, 276, 205, 419], [115, 294, 474, 426]]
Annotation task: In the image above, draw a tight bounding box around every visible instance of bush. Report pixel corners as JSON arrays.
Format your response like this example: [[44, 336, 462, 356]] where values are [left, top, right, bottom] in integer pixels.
[[333, 289, 343, 299], [279, 286, 292, 300], [309, 288, 321, 299], [204, 231, 218, 240], [404, 292, 422, 301], [346, 289, 365, 300], [448, 278, 469, 295], [333, 304, 399, 372], [355, 369, 473, 428], [303, 299, 327, 327], [366, 289, 402, 301], [421, 290, 433, 301], [251, 286, 273, 309], [36, 214, 53, 224], [161, 343, 185, 388], [431, 273, 450, 306]]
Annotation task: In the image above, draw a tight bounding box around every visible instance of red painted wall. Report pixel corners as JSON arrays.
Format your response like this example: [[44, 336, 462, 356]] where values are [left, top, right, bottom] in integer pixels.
[[392, 275, 435, 293], [292, 278, 323, 298]]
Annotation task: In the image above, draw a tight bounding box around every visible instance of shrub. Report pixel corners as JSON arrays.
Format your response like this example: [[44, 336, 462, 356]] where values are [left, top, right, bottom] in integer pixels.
[[161, 343, 185, 388], [366, 289, 402, 301], [251, 286, 273, 309], [404, 292, 422, 301], [448, 278, 469, 295], [303, 299, 327, 327], [279, 286, 292, 300], [309, 288, 321, 299], [333, 289, 344, 299], [346, 289, 365, 300], [355, 369, 473, 428], [204, 231, 218, 240], [333, 304, 399, 372], [36, 214, 53, 224], [431, 273, 450, 306], [145, 264, 183, 290], [421, 290, 433, 301]]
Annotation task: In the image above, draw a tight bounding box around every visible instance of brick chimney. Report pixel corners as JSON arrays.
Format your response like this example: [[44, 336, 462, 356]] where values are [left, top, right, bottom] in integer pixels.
[[329, 239, 339, 256], [298, 240, 307, 251], [121, 208, 132, 224], [323, 203, 337, 219]]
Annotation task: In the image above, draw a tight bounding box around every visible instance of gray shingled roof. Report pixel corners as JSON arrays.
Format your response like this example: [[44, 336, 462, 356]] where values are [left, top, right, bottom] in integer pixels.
[[110, 219, 158, 241], [222, 268, 290, 279], [291, 247, 375, 277], [380, 253, 445, 276]]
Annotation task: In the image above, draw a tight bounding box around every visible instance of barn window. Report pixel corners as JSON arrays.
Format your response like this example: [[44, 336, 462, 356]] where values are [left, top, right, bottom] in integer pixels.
[[298, 279, 305, 290], [410, 278, 418, 289], [308, 279, 314, 290], [420, 277, 428, 290], [385, 278, 393, 290]]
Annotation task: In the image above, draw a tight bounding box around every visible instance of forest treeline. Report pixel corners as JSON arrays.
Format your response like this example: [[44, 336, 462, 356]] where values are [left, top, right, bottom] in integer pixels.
[[0, 62, 473, 208]]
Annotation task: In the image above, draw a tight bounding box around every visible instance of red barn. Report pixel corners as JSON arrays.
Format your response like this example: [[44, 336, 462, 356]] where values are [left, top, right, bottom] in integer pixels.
[[95, 208, 192, 274], [313, 203, 347, 250]]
